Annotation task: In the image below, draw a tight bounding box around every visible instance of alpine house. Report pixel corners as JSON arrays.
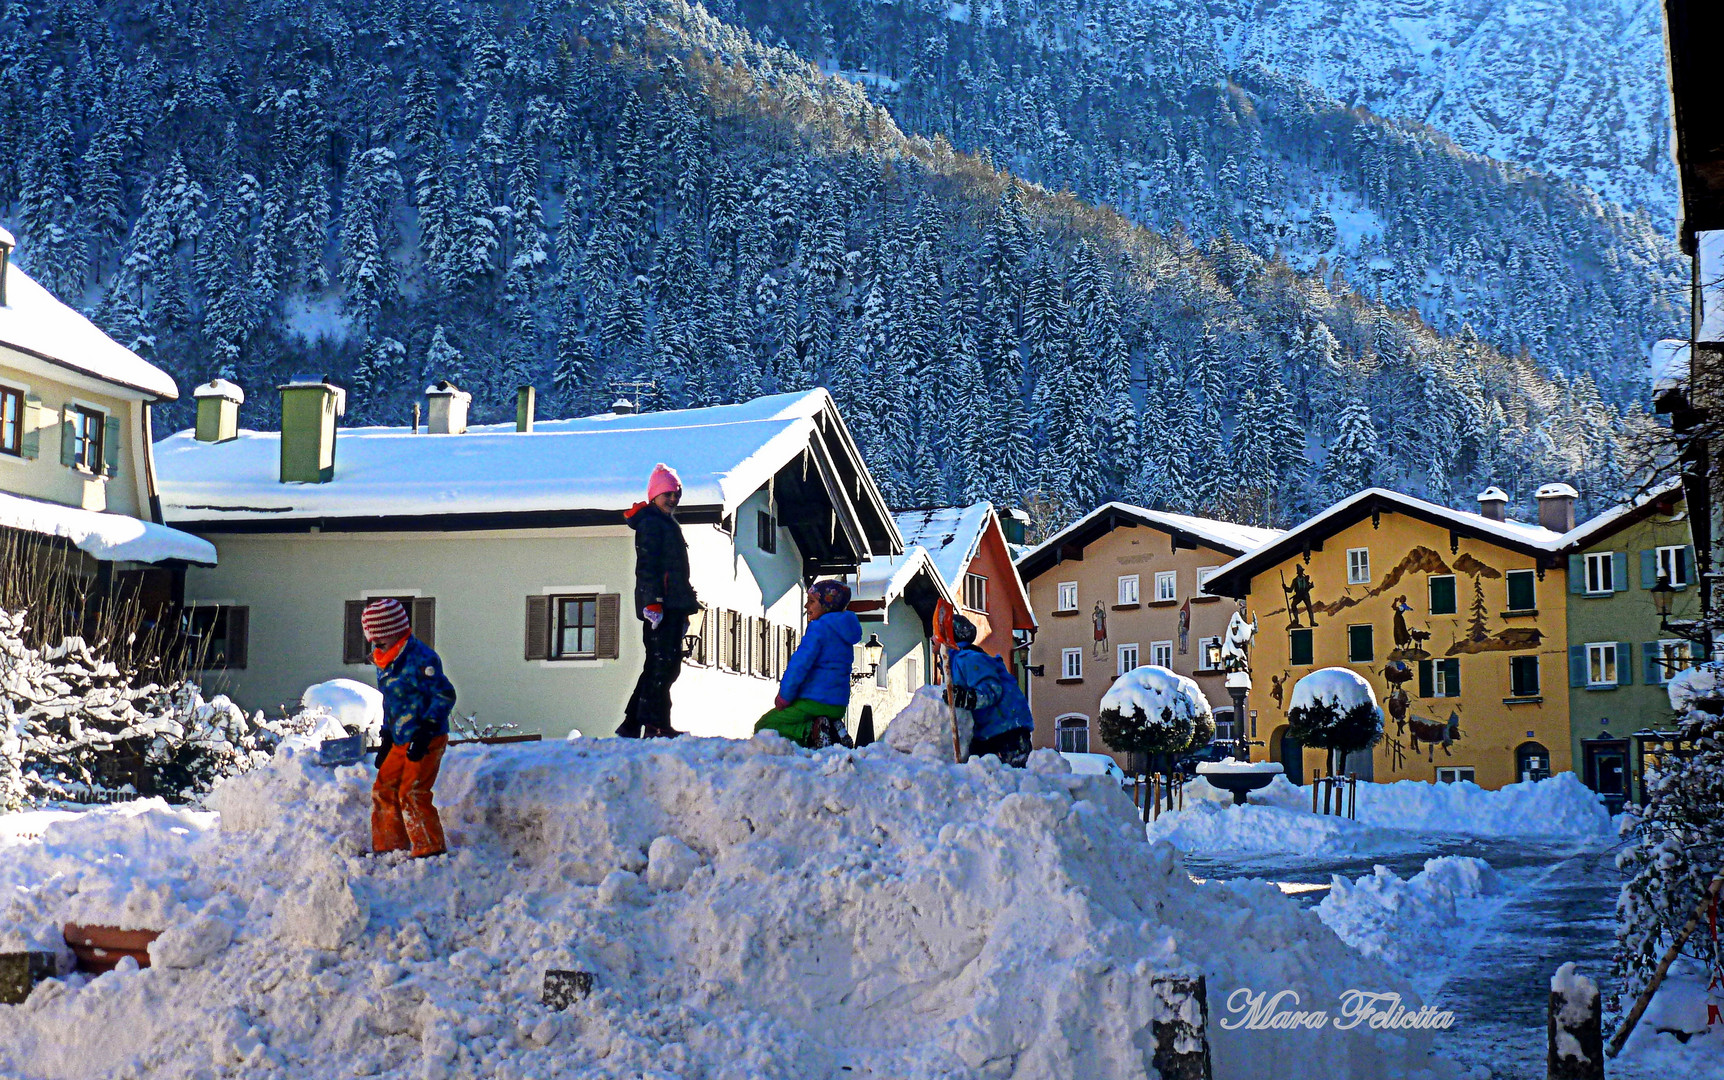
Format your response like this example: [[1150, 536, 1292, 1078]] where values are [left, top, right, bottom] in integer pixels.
[[155, 384, 900, 739]]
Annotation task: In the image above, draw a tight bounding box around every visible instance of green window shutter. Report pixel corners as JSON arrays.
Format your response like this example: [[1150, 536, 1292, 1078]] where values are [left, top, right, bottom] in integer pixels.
[[59, 407, 76, 466], [1643, 641, 1663, 687], [1682, 546, 1696, 589], [1429, 576, 1457, 614], [1444, 658, 1461, 696], [1568, 554, 1584, 594], [1506, 570, 1535, 611], [1418, 659, 1434, 698], [102, 413, 121, 476], [1569, 646, 1586, 687], [525, 596, 551, 660], [226, 607, 250, 670], [1612, 552, 1628, 593], [1616, 642, 1633, 686], [1289, 628, 1313, 666], [1640, 550, 1657, 589], [20, 395, 40, 459]]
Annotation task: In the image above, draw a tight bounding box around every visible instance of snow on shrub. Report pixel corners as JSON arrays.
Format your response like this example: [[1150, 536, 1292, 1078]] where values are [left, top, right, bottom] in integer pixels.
[[1287, 667, 1383, 773], [1098, 665, 1213, 757]]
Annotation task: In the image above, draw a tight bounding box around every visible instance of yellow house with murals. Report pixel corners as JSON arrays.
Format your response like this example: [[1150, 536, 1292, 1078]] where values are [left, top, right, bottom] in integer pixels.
[[1203, 486, 1575, 790]]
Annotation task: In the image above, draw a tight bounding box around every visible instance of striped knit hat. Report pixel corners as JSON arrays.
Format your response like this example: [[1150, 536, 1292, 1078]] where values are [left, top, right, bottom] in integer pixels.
[[361, 598, 411, 645]]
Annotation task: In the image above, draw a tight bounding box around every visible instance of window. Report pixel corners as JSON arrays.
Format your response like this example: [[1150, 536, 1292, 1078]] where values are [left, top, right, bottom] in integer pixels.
[[66, 404, 105, 472], [1434, 658, 1460, 697], [1347, 548, 1370, 585], [1510, 655, 1540, 697], [1117, 642, 1140, 676], [1428, 575, 1457, 615], [1061, 648, 1083, 680], [1117, 574, 1140, 606], [1585, 552, 1614, 594], [1151, 640, 1173, 668], [1289, 628, 1313, 666], [1436, 766, 1475, 784], [1347, 624, 1374, 663], [964, 573, 989, 612], [1195, 566, 1219, 596], [0, 385, 21, 456], [1213, 709, 1236, 744], [1057, 582, 1078, 612], [1656, 545, 1690, 588], [183, 606, 249, 669], [756, 509, 776, 554], [1154, 571, 1177, 603], [346, 596, 438, 663], [1586, 642, 1617, 687], [1056, 715, 1090, 754], [554, 596, 599, 659], [1506, 569, 1536, 612]]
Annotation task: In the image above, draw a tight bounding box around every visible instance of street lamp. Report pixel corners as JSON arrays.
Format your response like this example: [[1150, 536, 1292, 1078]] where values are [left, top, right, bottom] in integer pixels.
[[1651, 572, 1676, 626], [1204, 639, 1223, 671], [851, 633, 885, 683]]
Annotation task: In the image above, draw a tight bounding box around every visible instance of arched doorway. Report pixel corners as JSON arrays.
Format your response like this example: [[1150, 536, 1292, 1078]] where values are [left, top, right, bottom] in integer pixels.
[[1515, 741, 1551, 783], [1270, 724, 1303, 785], [1056, 714, 1090, 754]]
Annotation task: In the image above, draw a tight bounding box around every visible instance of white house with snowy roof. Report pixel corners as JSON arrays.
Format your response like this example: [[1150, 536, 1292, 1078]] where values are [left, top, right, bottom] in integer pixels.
[[0, 230, 215, 604], [156, 384, 901, 739]]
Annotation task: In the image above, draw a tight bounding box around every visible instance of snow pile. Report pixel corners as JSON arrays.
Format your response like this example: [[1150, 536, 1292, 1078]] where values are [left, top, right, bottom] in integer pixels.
[[881, 683, 972, 761], [0, 737, 1451, 1080], [1288, 667, 1377, 713], [1667, 659, 1724, 713], [1348, 773, 1612, 838], [1101, 665, 1213, 729], [299, 679, 385, 742], [1147, 792, 1420, 857], [1316, 857, 1502, 963]]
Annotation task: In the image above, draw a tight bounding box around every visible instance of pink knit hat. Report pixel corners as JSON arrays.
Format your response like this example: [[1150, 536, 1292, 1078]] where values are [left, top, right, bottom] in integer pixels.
[[647, 463, 682, 502], [361, 598, 411, 645]]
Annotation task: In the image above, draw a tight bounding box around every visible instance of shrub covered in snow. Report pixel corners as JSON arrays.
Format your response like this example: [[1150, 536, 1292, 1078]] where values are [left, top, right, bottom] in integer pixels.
[[1097, 665, 1214, 758], [1287, 667, 1383, 774]]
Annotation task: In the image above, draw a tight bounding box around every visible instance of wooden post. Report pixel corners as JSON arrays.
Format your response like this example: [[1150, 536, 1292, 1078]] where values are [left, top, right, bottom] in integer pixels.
[[1312, 771, 1320, 813], [1348, 774, 1357, 820], [1152, 773, 1162, 820], [1548, 963, 1603, 1079], [1150, 975, 1214, 1080]]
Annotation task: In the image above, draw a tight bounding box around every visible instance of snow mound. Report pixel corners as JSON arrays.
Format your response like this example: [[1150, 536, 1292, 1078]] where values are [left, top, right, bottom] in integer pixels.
[[0, 739, 1447, 1080], [299, 679, 385, 741], [1147, 793, 1419, 857], [1101, 665, 1213, 727], [1350, 773, 1612, 838], [1289, 667, 1379, 715], [1667, 660, 1724, 714], [1317, 856, 1503, 963], [881, 683, 972, 761]]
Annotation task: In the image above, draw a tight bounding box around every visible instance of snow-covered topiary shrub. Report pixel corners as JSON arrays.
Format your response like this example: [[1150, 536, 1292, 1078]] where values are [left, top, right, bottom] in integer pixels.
[[1287, 667, 1383, 775], [1098, 666, 1212, 757]]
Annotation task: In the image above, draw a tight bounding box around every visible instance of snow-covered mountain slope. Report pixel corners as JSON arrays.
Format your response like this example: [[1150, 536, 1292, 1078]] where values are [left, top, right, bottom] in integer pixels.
[[1210, 0, 1675, 224]]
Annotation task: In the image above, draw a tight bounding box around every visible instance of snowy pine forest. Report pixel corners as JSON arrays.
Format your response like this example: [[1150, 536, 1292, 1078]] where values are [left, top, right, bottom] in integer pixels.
[[0, 0, 1677, 531]]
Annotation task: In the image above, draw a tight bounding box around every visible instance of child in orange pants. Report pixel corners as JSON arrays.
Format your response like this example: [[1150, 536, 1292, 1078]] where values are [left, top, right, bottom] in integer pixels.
[[363, 599, 457, 857]]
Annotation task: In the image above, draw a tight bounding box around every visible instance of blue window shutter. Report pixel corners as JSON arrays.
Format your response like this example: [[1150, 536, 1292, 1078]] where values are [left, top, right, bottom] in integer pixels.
[[102, 414, 121, 476], [19, 395, 40, 459], [58, 407, 76, 466], [1612, 552, 1628, 592], [1640, 550, 1657, 589], [1569, 646, 1586, 687], [1617, 642, 1633, 686], [1643, 642, 1662, 686], [1568, 555, 1584, 594], [1418, 659, 1434, 698]]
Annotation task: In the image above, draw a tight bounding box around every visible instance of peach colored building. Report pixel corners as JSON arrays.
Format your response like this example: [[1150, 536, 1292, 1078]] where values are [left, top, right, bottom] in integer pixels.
[[1014, 503, 1280, 764]]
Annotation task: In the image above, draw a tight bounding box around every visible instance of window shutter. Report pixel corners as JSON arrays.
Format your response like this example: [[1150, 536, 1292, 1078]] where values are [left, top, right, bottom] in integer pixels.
[[19, 395, 40, 459], [1640, 550, 1657, 589], [595, 594, 622, 659], [102, 413, 121, 476], [1612, 552, 1628, 593], [343, 600, 368, 664], [226, 607, 249, 669], [1567, 554, 1584, 593], [1568, 645, 1586, 687], [59, 407, 76, 466], [1683, 546, 1696, 588], [702, 606, 717, 666], [1643, 642, 1662, 686], [1418, 659, 1434, 698], [1617, 642, 1633, 686], [525, 596, 551, 660], [411, 598, 436, 648], [1445, 658, 1461, 696]]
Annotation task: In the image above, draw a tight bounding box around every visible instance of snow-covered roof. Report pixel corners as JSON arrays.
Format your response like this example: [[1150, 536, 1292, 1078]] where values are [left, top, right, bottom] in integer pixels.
[[1016, 502, 1282, 583], [0, 260, 179, 400], [193, 379, 244, 403], [1535, 482, 1579, 500], [1556, 477, 1686, 551], [0, 490, 215, 565], [1650, 339, 1689, 394], [158, 390, 901, 561], [893, 504, 996, 589], [854, 544, 953, 608]]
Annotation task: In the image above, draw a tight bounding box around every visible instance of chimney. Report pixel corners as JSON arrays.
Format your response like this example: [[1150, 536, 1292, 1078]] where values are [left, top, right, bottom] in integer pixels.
[[277, 375, 345, 484], [193, 379, 244, 443], [1475, 485, 1508, 522], [1000, 507, 1030, 546], [1535, 482, 1579, 533], [425, 381, 471, 434], [610, 397, 636, 416], [516, 385, 536, 433], [0, 226, 13, 307]]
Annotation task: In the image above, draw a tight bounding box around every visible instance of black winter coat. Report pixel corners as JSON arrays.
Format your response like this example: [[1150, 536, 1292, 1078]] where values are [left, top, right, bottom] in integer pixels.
[[628, 502, 699, 617]]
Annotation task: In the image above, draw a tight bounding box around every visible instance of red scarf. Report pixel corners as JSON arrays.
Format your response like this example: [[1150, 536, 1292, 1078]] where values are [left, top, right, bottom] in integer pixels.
[[372, 636, 408, 669]]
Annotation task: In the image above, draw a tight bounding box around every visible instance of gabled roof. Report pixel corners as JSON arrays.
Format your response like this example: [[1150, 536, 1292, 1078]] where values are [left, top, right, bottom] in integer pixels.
[[868, 502, 1036, 629], [0, 261, 179, 400], [1557, 478, 1687, 551], [157, 389, 901, 568], [1015, 502, 1282, 583], [855, 544, 953, 609], [1203, 487, 1565, 599]]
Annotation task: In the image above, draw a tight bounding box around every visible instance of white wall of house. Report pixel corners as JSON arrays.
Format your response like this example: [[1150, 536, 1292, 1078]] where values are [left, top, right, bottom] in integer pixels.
[[0, 347, 153, 516], [848, 601, 931, 737], [184, 492, 813, 739]]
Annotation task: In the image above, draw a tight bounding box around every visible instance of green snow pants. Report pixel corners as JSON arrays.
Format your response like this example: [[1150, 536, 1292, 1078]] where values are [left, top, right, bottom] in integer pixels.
[[754, 699, 848, 749]]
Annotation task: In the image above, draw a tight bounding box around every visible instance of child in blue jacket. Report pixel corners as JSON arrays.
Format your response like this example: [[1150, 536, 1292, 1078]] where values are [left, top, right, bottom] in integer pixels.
[[364, 598, 457, 857], [755, 580, 860, 748], [947, 613, 1036, 767]]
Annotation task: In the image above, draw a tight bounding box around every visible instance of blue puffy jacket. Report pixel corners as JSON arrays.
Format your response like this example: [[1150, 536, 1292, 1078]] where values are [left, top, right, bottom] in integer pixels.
[[949, 644, 1035, 742], [778, 610, 862, 707], [377, 636, 457, 744]]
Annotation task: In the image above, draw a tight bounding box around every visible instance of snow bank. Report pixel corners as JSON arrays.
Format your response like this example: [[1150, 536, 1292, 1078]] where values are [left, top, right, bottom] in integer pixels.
[[300, 679, 384, 741], [1349, 773, 1612, 838], [0, 738, 1449, 1080], [1316, 857, 1502, 963], [881, 683, 972, 761], [1147, 791, 1420, 857], [1667, 660, 1724, 713], [1101, 665, 1213, 729]]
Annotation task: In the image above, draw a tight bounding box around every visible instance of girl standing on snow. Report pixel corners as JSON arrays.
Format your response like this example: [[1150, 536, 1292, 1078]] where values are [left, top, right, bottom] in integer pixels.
[[621, 464, 699, 738]]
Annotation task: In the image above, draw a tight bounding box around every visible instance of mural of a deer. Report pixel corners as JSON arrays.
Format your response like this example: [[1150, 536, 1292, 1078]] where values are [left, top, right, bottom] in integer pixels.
[[1405, 710, 1462, 760]]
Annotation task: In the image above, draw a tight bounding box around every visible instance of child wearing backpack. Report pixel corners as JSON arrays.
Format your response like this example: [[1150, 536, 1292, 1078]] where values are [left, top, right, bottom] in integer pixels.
[[946, 613, 1035, 767]]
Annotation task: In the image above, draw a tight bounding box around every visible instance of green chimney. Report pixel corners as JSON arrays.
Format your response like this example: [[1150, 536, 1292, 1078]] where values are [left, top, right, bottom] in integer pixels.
[[516, 385, 536, 433], [278, 376, 345, 483], [193, 379, 244, 443]]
